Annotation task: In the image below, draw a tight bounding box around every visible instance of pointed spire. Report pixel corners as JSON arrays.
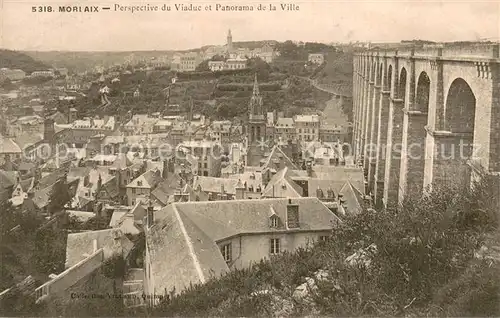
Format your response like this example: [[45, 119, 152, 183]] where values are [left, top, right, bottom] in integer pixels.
[[248, 73, 264, 118], [252, 73, 260, 96]]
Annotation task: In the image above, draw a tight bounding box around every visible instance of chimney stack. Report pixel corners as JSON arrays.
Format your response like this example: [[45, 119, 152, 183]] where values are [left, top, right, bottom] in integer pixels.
[[326, 187, 335, 199], [306, 161, 313, 177], [286, 198, 300, 229], [316, 187, 324, 199], [162, 160, 168, 179], [235, 179, 245, 200], [147, 202, 154, 228]]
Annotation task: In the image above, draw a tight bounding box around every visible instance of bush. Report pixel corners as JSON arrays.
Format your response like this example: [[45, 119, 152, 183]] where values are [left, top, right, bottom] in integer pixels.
[[102, 255, 126, 279]]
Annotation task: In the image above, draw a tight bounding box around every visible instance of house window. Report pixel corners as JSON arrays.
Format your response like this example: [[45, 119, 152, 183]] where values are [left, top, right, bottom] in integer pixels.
[[203, 171, 208, 176], [221, 243, 232, 263], [204, 163, 208, 169], [319, 236, 329, 242], [132, 188, 136, 194], [270, 238, 280, 255], [270, 217, 278, 228]]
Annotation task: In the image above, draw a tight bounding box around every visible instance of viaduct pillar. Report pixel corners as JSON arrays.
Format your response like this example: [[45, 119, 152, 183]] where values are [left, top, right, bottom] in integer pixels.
[[398, 50, 418, 204], [363, 56, 374, 173], [383, 56, 403, 209], [423, 51, 444, 192], [368, 58, 382, 194], [374, 58, 390, 208], [360, 56, 369, 168]]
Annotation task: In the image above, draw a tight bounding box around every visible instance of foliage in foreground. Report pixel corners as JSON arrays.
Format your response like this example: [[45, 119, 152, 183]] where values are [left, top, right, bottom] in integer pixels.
[[153, 179, 499, 317]]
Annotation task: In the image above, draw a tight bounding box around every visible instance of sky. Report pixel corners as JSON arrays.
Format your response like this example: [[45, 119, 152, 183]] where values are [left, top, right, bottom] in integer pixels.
[[1, 0, 499, 51]]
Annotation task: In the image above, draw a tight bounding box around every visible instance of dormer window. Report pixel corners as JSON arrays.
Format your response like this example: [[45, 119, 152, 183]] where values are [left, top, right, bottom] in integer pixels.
[[137, 181, 143, 186], [270, 216, 279, 228]]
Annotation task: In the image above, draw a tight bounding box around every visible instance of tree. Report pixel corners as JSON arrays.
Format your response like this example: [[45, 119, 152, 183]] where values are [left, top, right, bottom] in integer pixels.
[[47, 176, 71, 215], [247, 58, 271, 81], [276, 40, 300, 59], [34, 226, 66, 274]]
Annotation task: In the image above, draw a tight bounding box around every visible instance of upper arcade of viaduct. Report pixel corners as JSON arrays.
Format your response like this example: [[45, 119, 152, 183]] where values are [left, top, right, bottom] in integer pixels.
[[352, 43, 500, 209]]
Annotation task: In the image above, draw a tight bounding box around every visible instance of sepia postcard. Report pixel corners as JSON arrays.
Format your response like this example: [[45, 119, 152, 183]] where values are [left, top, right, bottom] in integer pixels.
[[0, 0, 499, 316]]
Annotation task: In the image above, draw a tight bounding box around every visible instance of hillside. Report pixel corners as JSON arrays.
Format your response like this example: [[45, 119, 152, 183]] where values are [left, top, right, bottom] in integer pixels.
[[0, 50, 50, 73], [313, 51, 353, 96], [24, 51, 175, 73], [152, 180, 500, 317], [65, 58, 331, 120]]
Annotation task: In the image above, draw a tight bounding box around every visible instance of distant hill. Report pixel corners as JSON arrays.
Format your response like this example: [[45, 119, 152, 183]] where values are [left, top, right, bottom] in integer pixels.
[[24, 51, 175, 73], [0, 50, 50, 73]]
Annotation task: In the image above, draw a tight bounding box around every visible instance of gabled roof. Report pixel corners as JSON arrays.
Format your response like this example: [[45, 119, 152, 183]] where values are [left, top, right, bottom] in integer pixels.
[[0, 137, 21, 154], [338, 181, 365, 216], [310, 165, 365, 194], [261, 146, 298, 171], [101, 176, 119, 199], [66, 228, 134, 269], [261, 167, 303, 198], [151, 173, 185, 205], [109, 211, 128, 228], [192, 176, 240, 195], [14, 133, 44, 149], [39, 163, 71, 188], [147, 204, 229, 297], [153, 197, 340, 243], [126, 168, 163, 189], [31, 185, 52, 209]]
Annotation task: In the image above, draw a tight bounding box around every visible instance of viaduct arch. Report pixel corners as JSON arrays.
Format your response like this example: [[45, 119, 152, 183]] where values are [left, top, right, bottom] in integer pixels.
[[353, 44, 500, 209]]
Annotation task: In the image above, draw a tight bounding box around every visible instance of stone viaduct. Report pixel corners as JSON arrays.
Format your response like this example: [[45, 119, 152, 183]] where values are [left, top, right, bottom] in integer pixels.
[[352, 43, 500, 209]]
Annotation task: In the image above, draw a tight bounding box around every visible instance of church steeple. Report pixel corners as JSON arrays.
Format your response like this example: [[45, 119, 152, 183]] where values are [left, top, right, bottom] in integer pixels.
[[247, 73, 266, 144], [249, 73, 263, 117]]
